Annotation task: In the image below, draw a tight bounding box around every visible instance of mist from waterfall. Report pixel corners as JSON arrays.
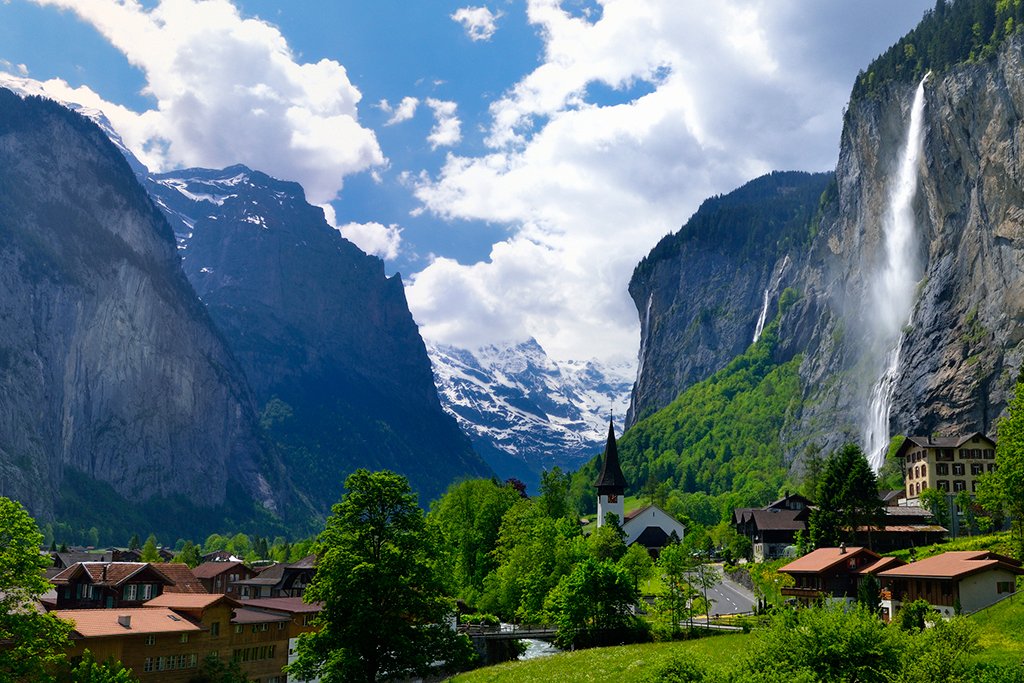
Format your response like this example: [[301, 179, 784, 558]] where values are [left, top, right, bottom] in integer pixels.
[[863, 75, 929, 471]]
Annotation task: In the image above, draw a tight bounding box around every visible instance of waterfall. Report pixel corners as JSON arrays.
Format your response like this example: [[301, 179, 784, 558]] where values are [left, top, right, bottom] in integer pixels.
[[863, 75, 929, 471], [753, 255, 790, 344]]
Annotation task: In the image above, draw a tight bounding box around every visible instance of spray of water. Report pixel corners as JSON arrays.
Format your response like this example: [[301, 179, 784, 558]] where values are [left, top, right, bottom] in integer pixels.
[[863, 75, 929, 471]]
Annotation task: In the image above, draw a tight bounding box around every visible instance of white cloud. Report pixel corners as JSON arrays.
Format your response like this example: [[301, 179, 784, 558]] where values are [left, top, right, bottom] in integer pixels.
[[451, 6, 501, 42], [381, 95, 420, 125], [0, 60, 29, 75], [424, 98, 461, 149], [407, 0, 933, 363], [338, 221, 403, 261], [25, 0, 383, 204]]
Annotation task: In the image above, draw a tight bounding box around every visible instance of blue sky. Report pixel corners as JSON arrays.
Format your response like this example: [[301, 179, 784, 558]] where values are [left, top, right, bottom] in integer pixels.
[[0, 0, 934, 366]]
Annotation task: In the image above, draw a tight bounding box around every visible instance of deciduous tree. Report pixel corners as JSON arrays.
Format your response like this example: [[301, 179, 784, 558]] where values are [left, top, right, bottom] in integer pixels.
[[978, 381, 1024, 559], [544, 558, 638, 648], [288, 470, 472, 683], [0, 497, 74, 680]]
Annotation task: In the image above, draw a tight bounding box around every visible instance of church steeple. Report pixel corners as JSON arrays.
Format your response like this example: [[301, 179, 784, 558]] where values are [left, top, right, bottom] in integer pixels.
[[595, 418, 627, 526]]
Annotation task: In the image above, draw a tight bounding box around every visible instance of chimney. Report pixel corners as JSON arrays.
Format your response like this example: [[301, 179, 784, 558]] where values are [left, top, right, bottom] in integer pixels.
[[839, 542, 846, 555], [117, 615, 131, 629], [101, 564, 107, 583]]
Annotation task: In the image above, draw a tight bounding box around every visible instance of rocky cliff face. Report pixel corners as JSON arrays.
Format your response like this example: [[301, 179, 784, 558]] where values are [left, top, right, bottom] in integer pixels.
[[0, 90, 287, 523], [143, 165, 492, 508], [626, 171, 832, 427], [632, 34, 1024, 474]]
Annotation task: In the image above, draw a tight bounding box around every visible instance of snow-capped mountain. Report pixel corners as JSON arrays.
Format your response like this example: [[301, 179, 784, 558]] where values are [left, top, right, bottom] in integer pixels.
[[428, 338, 634, 492]]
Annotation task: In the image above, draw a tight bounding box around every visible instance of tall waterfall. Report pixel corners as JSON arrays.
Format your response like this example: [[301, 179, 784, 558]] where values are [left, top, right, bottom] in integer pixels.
[[863, 76, 929, 471], [753, 255, 790, 344]]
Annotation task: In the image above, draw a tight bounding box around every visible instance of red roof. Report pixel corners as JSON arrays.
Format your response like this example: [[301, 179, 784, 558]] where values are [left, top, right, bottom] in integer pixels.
[[57, 608, 201, 638], [192, 561, 245, 579], [241, 597, 322, 614], [159, 563, 207, 594], [879, 551, 1024, 580], [858, 556, 905, 575], [51, 562, 172, 587], [144, 593, 238, 610], [780, 547, 880, 574]]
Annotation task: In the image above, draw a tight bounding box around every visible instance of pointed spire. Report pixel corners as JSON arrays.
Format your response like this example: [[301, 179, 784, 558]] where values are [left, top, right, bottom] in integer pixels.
[[594, 418, 628, 494]]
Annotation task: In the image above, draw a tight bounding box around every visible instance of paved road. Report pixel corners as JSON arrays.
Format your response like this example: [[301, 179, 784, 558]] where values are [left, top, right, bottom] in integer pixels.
[[703, 565, 757, 616]]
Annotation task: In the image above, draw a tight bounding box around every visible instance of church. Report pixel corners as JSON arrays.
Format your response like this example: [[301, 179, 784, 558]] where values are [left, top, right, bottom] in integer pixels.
[[594, 420, 685, 557]]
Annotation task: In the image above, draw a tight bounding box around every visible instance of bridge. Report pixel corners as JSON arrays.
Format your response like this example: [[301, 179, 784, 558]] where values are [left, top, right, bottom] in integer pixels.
[[458, 623, 558, 641]]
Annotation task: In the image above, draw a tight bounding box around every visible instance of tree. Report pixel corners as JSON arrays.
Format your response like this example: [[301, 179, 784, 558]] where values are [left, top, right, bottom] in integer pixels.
[[808, 444, 884, 549], [188, 652, 247, 683], [176, 540, 202, 568], [288, 470, 472, 683], [617, 543, 654, 593], [140, 534, 161, 563], [690, 560, 721, 626], [128, 534, 140, 551], [978, 381, 1024, 559], [655, 543, 699, 636], [66, 649, 137, 682], [918, 487, 950, 530], [588, 513, 627, 562], [0, 497, 74, 680], [538, 466, 573, 520], [544, 558, 639, 649]]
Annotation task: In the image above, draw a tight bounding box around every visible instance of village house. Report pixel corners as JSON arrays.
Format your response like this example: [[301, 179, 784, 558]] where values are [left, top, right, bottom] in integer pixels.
[[895, 433, 996, 499], [732, 492, 812, 562], [235, 555, 316, 600], [878, 550, 1023, 618], [779, 545, 904, 606], [192, 560, 257, 595], [51, 563, 178, 610]]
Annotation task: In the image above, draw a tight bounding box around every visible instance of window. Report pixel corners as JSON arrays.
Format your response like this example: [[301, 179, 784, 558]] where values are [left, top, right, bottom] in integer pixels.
[[303, 614, 314, 626], [211, 621, 220, 637], [235, 624, 243, 634], [124, 584, 138, 601], [972, 480, 978, 492], [143, 658, 153, 673], [953, 463, 965, 476], [937, 480, 949, 492], [145, 635, 156, 646], [142, 583, 153, 600], [988, 464, 996, 472], [984, 449, 995, 459], [937, 463, 949, 476], [278, 621, 286, 630], [261, 623, 269, 631], [180, 633, 189, 644], [189, 654, 198, 668], [997, 581, 1015, 594], [215, 577, 222, 590], [953, 480, 966, 492], [914, 465, 920, 479], [971, 463, 983, 476], [921, 464, 927, 477]]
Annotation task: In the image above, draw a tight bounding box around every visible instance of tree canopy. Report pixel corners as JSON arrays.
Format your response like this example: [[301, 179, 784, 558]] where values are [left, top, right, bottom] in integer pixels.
[[978, 379, 1024, 559], [287, 470, 471, 683], [808, 444, 884, 549]]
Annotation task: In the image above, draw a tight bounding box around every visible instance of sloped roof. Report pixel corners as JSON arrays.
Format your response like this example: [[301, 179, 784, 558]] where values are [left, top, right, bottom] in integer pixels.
[[192, 560, 245, 579], [241, 597, 321, 614], [858, 556, 905, 575], [594, 420, 628, 492], [747, 508, 807, 532], [779, 547, 879, 574], [51, 562, 172, 587], [232, 607, 292, 624], [288, 554, 317, 570], [58, 608, 201, 638], [879, 551, 1024, 580], [235, 563, 285, 587], [144, 593, 237, 610], [159, 563, 207, 594], [765, 493, 814, 510], [52, 551, 113, 567], [895, 433, 995, 458]]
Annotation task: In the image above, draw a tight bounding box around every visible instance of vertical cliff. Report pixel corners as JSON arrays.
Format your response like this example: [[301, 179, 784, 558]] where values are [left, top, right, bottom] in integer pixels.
[[0, 90, 290, 529]]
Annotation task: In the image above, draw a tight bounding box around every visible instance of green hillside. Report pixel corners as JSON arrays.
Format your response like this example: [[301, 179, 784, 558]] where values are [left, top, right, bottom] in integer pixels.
[[571, 300, 802, 525]]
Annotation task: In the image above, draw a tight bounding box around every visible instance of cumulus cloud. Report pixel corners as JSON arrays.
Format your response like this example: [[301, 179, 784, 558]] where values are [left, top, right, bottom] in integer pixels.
[[407, 0, 933, 363], [380, 95, 420, 125], [338, 221, 403, 260], [26, 0, 383, 204], [451, 6, 501, 42], [0, 60, 28, 75], [424, 98, 461, 149]]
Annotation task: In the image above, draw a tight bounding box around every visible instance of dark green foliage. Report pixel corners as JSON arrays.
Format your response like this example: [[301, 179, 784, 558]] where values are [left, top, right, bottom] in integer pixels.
[[851, 0, 1024, 100], [634, 171, 833, 282], [894, 598, 934, 632], [176, 541, 202, 568], [808, 444, 884, 549], [288, 470, 472, 683], [647, 654, 711, 682], [571, 316, 801, 524], [588, 514, 628, 562], [858, 573, 882, 612], [63, 650, 138, 682], [187, 653, 248, 683], [979, 379, 1024, 559]]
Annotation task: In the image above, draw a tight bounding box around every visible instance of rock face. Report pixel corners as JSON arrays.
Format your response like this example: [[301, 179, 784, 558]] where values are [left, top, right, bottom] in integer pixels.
[[429, 339, 632, 492], [0, 90, 286, 522], [631, 34, 1024, 473], [626, 171, 832, 427], [143, 165, 492, 508]]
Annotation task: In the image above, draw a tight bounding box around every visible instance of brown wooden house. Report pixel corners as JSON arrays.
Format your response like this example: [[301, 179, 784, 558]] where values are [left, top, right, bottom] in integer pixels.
[[779, 546, 904, 605], [51, 563, 176, 610]]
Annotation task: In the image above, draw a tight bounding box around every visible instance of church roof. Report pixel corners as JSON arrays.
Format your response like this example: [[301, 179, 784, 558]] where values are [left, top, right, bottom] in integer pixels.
[[594, 420, 628, 493]]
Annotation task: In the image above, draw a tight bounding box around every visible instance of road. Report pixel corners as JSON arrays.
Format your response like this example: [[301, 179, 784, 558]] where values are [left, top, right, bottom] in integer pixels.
[[703, 564, 756, 616]]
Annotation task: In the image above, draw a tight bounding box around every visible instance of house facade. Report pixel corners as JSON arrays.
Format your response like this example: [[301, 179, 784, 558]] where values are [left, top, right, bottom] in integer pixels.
[[895, 433, 996, 499], [51, 563, 175, 610], [733, 493, 812, 562], [622, 504, 685, 557], [779, 546, 903, 605], [192, 560, 256, 595], [879, 550, 1023, 618]]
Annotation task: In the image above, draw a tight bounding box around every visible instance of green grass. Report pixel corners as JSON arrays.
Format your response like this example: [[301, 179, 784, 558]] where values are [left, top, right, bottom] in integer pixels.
[[450, 633, 752, 682], [970, 592, 1024, 666]]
